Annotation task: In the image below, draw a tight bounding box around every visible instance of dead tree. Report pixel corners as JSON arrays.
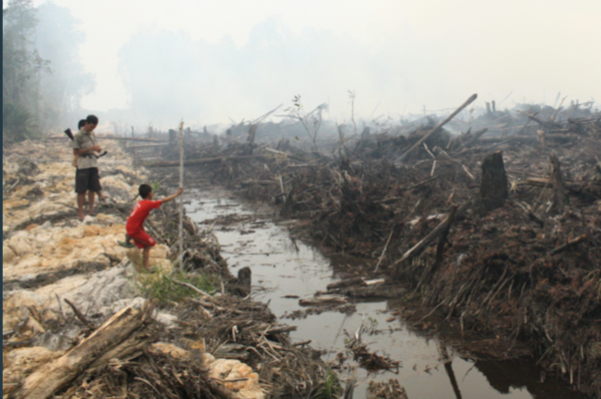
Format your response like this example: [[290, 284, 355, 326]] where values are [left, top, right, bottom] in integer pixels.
[[480, 151, 508, 212]]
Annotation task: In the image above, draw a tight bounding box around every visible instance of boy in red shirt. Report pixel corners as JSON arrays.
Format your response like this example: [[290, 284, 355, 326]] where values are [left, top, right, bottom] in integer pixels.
[[123, 184, 183, 272]]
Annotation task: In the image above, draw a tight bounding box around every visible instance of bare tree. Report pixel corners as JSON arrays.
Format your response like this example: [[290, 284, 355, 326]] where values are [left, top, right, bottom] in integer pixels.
[[285, 94, 327, 154]]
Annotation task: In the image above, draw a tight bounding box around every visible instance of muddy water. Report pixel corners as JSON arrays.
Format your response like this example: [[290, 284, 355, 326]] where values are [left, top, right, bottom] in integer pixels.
[[185, 187, 587, 399]]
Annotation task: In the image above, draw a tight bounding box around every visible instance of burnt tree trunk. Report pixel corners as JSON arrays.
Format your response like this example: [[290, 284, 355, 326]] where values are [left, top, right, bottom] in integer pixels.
[[246, 124, 258, 155], [550, 154, 568, 213], [480, 151, 508, 212]]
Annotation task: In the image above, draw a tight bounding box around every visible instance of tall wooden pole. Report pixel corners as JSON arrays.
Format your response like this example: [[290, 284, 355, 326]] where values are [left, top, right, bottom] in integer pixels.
[[178, 120, 184, 269], [131, 126, 137, 180]]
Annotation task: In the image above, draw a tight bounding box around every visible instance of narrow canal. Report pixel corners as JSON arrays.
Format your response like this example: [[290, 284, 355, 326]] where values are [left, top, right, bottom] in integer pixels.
[[185, 186, 586, 399]]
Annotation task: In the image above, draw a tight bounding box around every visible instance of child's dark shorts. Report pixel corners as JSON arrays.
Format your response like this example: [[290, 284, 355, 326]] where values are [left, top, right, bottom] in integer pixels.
[[75, 167, 102, 194]]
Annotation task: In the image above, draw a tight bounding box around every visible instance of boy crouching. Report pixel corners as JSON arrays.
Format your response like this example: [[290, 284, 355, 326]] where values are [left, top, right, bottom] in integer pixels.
[[125, 184, 183, 272]]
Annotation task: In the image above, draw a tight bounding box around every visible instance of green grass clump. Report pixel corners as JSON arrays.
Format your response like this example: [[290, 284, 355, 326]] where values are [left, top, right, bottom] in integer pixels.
[[312, 367, 342, 399], [137, 269, 217, 304]]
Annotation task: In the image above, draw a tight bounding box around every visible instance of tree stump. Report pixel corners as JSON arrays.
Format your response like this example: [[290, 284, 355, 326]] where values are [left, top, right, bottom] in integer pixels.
[[550, 154, 568, 213], [480, 151, 508, 212], [238, 267, 252, 295]]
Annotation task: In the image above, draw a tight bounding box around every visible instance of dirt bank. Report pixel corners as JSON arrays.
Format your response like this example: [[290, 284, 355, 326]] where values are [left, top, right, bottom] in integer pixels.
[[3, 137, 338, 399]]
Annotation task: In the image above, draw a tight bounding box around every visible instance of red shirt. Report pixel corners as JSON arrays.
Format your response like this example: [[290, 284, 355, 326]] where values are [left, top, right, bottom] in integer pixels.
[[126, 200, 162, 234]]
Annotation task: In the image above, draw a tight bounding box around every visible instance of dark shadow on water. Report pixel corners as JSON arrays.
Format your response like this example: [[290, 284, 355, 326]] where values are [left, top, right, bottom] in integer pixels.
[[472, 357, 587, 399]]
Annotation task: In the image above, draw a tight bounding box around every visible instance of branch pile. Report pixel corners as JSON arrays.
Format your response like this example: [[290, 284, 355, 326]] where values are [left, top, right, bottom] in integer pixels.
[[146, 101, 601, 396]]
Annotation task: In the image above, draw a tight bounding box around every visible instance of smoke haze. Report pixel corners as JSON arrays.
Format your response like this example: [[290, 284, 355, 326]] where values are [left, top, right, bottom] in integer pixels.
[[29, 0, 601, 129]]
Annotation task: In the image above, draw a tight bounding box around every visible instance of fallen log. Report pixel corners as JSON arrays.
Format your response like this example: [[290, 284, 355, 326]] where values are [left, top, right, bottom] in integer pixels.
[[142, 154, 268, 167], [327, 277, 366, 290], [266, 325, 298, 334], [336, 284, 405, 299], [400, 93, 477, 161], [392, 200, 472, 268], [11, 302, 155, 399], [299, 295, 347, 307]]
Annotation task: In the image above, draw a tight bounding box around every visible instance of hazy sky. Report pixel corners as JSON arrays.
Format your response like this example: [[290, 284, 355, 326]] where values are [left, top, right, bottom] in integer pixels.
[[29, 0, 601, 125]]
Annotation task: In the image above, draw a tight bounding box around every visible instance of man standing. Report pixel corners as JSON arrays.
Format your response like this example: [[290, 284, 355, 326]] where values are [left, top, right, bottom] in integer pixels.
[[73, 115, 102, 221]]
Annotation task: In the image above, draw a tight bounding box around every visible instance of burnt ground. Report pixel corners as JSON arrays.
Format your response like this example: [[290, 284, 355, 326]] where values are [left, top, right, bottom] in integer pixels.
[[143, 105, 601, 397]]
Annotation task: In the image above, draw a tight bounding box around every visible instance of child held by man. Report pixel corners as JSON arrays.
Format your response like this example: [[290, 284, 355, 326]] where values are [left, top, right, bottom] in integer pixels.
[[123, 184, 184, 272]]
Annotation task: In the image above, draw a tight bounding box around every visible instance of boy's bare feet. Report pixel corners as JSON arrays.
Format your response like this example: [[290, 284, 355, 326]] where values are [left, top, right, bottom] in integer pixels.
[[145, 266, 156, 273]]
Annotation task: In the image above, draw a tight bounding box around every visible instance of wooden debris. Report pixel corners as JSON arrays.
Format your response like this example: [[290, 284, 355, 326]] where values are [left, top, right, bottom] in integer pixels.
[[299, 295, 347, 307], [11, 302, 155, 399]]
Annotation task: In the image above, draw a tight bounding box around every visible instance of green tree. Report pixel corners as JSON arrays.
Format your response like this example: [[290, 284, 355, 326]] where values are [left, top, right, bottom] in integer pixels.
[[2, 0, 48, 143]]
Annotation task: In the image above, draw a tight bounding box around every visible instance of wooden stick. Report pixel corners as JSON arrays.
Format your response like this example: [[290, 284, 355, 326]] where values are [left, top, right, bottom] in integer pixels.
[[178, 121, 185, 270], [172, 278, 213, 299], [392, 200, 472, 267], [400, 94, 477, 161], [64, 298, 94, 329], [434, 206, 457, 266], [549, 234, 587, 256], [131, 126, 137, 181], [374, 228, 394, 272], [279, 175, 286, 204]]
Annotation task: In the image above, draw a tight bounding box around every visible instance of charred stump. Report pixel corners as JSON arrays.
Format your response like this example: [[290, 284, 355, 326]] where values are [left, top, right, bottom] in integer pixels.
[[237, 266, 252, 295], [549, 154, 569, 213], [480, 151, 508, 212]]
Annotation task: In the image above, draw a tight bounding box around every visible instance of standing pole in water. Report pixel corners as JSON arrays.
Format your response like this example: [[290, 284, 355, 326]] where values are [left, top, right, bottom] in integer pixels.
[[178, 120, 184, 270]]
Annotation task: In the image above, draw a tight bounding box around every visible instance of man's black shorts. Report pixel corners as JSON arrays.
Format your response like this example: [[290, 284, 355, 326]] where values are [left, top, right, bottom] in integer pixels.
[[75, 167, 101, 194]]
